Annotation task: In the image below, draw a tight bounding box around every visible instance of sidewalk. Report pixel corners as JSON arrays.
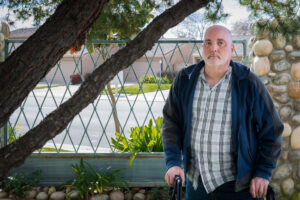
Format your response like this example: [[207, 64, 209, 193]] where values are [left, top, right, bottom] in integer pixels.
[[31, 83, 170, 102]]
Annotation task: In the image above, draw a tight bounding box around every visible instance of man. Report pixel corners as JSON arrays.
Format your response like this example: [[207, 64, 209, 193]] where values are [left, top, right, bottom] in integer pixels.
[[162, 25, 283, 200]]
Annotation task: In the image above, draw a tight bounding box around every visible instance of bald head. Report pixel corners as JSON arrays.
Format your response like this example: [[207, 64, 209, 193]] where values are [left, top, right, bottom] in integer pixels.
[[204, 25, 232, 45]]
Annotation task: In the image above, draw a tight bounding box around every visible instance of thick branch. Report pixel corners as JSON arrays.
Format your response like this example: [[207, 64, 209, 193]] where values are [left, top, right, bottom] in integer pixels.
[[0, 0, 210, 179], [0, 0, 108, 127]]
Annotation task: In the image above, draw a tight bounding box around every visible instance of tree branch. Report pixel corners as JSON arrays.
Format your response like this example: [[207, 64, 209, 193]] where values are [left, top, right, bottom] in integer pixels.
[[0, 0, 210, 179]]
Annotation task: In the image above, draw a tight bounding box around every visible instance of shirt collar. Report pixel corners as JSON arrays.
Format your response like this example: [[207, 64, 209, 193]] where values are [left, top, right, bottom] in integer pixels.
[[200, 65, 232, 82]]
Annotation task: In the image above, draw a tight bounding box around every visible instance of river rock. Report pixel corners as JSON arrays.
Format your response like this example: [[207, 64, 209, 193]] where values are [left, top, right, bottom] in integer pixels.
[[285, 45, 294, 52], [288, 51, 300, 62], [68, 190, 80, 199], [291, 126, 300, 150], [26, 190, 37, 199], [272, 34, 286, 49], [110, 191, 124, 200], [294, 100, 300, 111], [248, 37, 256, 48], [281, 178, 294, 196], [1, 21, 10, 39], [274, 93, 290, 104], [273, 163, 293, 180], [293, 35, 300, 48], [273, 73, 291, 85], [133, 193, 146, 200], [268, 72, 277, 78], [253, 56, 270, 76], [50, 191, 65, 200], [270, 50, 286, 61], [272, 59, 291, 72], [282, 123, 292, 137], [289, 149, 300, 161], [293, 114, 300, 125], [279, 105, 292, 120], [91, 194, 109, 200], [36, 192, 48, 200], [267, 84, 287, 93], [288, 82, 300, 99], [291, 62, 300, 80], [253, 40, 273, 56]]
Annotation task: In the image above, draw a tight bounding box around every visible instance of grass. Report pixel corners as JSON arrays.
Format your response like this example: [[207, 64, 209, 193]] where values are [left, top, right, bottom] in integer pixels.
[[102, 83, 171, 95], [34, 85, 63, 90], [34, 147, 71, 152]]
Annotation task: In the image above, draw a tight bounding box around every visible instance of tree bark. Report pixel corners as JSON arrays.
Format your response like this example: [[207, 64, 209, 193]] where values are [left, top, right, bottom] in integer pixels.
[[0, 0, 210, 179], [0, 0, 108, 128]]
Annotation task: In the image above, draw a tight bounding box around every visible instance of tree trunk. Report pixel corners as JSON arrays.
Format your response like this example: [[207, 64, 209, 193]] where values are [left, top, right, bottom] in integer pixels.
[[0, 0, 108, 128], [0, 0, 210, 179]]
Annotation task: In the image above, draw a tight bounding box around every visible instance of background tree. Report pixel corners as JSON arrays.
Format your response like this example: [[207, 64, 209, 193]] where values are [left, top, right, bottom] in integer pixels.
[[231, 20, 251, 36], [0, 0, 299, 179], [171, 10, 212, 39]]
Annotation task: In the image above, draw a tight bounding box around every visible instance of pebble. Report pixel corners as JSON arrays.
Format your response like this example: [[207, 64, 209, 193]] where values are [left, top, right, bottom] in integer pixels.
[[133, 192, 146, 200], [68, 190, 80, 199], [110, 190, 124, 200], [91, 194, 109, 200], [273, 163, 293, 180], [281, 178, 294, 196], [50, 191, 65, 200], [36, 191, 48, 200]]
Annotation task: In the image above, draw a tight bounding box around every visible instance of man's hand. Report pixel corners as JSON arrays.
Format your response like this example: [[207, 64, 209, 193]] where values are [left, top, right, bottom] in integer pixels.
[[165, 166, 185, 186], [250, 177, 269, 198]]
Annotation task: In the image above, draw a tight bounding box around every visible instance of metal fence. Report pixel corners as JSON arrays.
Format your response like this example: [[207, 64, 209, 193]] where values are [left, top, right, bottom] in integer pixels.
[[4, 40, 249, 154]]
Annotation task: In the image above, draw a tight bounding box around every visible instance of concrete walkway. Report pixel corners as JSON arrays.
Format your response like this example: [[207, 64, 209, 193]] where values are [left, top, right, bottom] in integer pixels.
[[32, 83, 170, 102]]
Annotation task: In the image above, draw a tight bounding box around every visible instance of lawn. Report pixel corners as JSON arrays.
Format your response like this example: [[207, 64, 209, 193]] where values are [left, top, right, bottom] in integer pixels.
[[103, 83, 171, 95], [34, 85, 63, 90], [34, 147, 71, 152]]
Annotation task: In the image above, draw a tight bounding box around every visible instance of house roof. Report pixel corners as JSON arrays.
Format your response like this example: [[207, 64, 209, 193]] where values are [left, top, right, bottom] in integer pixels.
[[9, 28, 38, 39], [8, 28, 252, 57]]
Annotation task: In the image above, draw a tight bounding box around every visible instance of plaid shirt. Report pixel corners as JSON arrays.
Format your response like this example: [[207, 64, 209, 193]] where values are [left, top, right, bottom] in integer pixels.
[[187, 66, 236, 193]]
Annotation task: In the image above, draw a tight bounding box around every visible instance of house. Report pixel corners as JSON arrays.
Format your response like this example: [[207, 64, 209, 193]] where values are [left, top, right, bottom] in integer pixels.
[[9, 28, 251, 84]]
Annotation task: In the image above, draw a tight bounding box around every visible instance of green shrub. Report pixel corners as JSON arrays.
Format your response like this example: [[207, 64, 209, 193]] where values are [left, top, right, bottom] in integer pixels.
[[111, 117, 163, 167], [66, 159, 128, 199], [140, 75, 156, 84], [140, 75, 173, 84], [8, 122, 22, 144], [0, 171, 42, 197]]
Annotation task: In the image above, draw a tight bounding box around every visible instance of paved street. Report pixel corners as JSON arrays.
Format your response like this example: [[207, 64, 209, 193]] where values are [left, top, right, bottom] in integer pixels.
[[9, 84, 169, 153]]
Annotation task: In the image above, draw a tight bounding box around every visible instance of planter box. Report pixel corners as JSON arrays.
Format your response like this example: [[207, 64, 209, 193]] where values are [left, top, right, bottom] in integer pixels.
[[10, 153, 166, 187]]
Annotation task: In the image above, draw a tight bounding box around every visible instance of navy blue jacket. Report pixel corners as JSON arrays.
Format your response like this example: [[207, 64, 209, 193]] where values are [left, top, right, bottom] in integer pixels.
[[162, 60, 283, 192]]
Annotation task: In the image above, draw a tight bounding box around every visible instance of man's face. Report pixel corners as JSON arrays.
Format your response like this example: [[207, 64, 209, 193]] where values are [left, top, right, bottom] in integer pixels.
[[202, 26, 234, 67]]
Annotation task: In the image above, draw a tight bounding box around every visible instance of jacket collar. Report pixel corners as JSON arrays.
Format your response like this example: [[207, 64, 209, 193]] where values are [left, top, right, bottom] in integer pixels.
[[183, 60, 250, 81]]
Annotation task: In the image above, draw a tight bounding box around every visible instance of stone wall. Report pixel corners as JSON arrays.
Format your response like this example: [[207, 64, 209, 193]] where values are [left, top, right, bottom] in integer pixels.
[[249, 24, 300, 200], [0, 21, 10, 148]]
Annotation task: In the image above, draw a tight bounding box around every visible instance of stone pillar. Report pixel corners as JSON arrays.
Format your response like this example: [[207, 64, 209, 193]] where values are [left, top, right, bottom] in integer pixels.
[[249, 19, 300, 199], [0, 21, 10, 148]]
